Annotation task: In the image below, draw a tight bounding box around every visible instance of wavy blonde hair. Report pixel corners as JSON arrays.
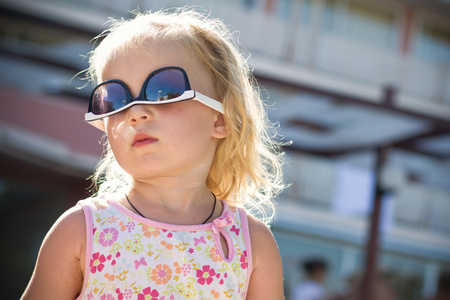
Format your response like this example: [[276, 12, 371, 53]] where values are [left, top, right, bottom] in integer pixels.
[[87, 8, 286, 223]]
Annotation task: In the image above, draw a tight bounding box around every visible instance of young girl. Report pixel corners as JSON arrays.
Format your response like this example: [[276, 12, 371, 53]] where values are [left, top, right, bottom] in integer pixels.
[[22, 8, 286, 300]]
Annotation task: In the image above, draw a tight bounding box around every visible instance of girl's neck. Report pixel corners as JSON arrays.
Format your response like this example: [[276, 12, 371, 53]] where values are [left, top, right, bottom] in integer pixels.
[[124, 180, 218, 225]]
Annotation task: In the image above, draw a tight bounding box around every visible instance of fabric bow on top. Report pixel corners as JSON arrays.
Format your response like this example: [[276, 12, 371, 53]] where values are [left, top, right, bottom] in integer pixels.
[[210, 210, 236, 261], [212, 210, 235, 232]]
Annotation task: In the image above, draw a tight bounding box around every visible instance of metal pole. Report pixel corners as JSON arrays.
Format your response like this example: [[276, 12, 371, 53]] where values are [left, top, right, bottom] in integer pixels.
[[358, 86, 394, 300], [358, 146, 389, 300]]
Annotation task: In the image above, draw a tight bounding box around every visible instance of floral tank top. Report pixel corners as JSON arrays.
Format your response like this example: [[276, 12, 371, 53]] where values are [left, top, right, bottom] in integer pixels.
[[76, 197, 252, 300]]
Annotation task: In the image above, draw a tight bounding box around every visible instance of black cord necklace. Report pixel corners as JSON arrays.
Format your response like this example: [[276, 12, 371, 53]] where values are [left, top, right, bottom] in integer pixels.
[[125, 192, 217, 224]]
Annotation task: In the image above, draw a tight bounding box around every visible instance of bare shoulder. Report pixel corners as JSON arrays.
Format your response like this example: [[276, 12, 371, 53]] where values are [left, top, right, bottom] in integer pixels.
[[246, 214, 277, 248], [44, 204, 86, 255], [246, 214, 285, 299], [21, 204, 86, 300], [246, 215, 282, 267], [55, 204, 86, 236]]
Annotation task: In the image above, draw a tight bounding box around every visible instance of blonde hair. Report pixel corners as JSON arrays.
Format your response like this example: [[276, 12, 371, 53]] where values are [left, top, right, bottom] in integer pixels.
[[87, 8, 286, 223]]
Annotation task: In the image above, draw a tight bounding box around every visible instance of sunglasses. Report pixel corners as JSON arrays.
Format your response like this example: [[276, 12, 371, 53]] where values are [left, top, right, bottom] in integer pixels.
[[85, 66, 224, 128]]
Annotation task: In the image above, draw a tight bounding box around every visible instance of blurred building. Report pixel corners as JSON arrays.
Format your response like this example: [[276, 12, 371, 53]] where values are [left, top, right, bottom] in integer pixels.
[[0, 0, 449, 299]]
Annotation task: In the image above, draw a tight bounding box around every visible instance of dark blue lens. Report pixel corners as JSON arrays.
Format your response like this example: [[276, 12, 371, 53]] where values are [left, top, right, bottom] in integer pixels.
[[145, 69, 186, 101], [92, 83, 127, 114]]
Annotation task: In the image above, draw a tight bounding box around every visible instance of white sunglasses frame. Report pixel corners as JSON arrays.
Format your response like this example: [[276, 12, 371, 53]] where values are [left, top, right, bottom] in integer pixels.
[[85, 66, 224, 131], [85, 90, 223, 131]]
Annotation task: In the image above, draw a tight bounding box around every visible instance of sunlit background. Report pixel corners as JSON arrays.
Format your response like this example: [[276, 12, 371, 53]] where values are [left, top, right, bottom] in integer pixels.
[[1, 0, 449, 299]]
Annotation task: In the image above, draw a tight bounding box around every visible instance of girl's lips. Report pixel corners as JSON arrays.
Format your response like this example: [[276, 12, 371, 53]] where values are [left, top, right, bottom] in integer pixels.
[[132, 132, 158, 147]]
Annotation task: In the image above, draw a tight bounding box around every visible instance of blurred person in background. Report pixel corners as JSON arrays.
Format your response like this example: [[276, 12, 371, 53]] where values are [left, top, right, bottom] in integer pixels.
[[292, 258, 328, 300]]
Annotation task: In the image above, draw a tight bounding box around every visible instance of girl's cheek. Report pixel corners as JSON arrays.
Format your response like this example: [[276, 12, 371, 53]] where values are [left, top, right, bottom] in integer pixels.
[[105, 116, 131, 141], [104, 117, 114, 135]]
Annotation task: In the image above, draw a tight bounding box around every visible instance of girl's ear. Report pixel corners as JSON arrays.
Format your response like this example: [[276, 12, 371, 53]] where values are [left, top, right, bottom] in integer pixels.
[[212, 113, 228, 139]]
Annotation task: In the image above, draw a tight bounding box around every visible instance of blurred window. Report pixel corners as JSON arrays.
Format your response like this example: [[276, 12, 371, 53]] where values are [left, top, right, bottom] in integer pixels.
[[323, 0, 397, 49], [261, 0, 313, 25], [322, 0, 342, 31], [346, 1, 395, 48], [416, 21, 450, 64], [274, 0, 292, 19], [395, 183, 450, 236], [299, 0, 313, 26]]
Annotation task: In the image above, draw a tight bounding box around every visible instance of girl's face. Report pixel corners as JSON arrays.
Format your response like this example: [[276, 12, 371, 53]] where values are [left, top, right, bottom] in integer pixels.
[[102, 42, 227, 183]]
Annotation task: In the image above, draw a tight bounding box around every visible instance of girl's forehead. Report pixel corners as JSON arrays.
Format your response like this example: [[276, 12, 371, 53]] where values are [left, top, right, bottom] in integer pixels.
[[97, 41, 216, 98], [98, 41, 186, 78]]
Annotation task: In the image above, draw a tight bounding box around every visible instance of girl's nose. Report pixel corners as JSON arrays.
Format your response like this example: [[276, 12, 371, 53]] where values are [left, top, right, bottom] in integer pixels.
[[128, 105, 153, 125]]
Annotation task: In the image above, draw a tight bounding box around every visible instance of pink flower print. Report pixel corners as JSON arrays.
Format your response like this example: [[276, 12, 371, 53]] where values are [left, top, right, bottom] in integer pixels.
[[90, 252, 106, 273], [87, 291, 94, 300], [116, 288, 132, 300], [140, 224, 161, 238], [230, 225, 240, 236], [137, 287, 159, 300], [240, 250, 248, 269], [182, 264, 192, 276], [188, 248, 194, 254], [100, 294, 115, 300], [196, 265, 216, 285], [174, 262, 192, 276], [119, 221, 135, 232], [116, 289, 123, 300], [99, 228, 119, 247], [209, 246, 223, 262], [151, 264, 172, 285], [110, 251, 120, 266]]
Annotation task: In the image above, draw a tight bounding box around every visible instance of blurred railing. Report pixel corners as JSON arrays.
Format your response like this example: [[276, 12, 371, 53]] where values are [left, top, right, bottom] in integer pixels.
[[281, 152, 450, 237], [28, 0, 450, 108], [221, 5, 450, 108]]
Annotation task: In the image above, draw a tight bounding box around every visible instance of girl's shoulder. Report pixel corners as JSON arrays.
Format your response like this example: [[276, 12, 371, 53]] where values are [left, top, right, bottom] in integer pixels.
[[21, 204, 87, 299], [245, 214, 285, 299], [49, 203, 87, 260], [246, 214, 275, 247], [50, 203, 86, 242]]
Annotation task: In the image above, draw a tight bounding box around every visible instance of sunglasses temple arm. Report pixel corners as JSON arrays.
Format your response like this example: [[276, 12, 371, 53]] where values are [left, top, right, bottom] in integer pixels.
[[195, 92, 224, 114]]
